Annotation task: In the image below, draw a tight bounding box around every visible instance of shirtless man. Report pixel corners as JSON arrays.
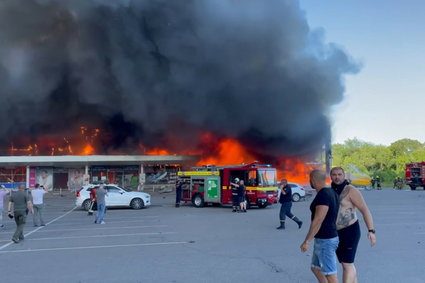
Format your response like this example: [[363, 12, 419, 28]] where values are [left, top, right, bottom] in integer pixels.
[[330, 167, 377, 283]]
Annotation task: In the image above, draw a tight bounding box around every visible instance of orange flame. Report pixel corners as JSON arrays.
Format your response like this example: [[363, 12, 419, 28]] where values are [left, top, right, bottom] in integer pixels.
[[81, 144, 94, 155], [275, 159, 321, 185], [142, 135, 324, 185], [146, 148, 171, 155], [6, 128, 325, 185], [197, 138, 255, 166]]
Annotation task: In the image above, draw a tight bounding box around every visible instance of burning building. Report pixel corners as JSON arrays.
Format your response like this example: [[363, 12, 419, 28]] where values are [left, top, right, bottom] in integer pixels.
[[0, 155, 198, 191], [0, 1, 357, 187]]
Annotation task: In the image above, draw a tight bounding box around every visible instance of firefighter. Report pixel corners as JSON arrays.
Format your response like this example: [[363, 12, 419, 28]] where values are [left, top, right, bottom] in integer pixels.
[[376, 176, 382, 190], [230, 178, 240, 212], [175, 180, 183, 207], [371, 178, 376, 189], [276, 179, 302, 230], [395, 177, 403, 190]]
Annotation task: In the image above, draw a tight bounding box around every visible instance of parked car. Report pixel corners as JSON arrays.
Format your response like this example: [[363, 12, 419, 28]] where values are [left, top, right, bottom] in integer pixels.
[[287, 182, 307, 202], [75, 184, 151, 210], [276, 182, 307, 202]]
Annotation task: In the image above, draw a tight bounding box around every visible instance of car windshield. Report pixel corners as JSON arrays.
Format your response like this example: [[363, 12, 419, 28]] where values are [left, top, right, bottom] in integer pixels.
[[119, 186, 132, 192], [258, 169, 277, 186]]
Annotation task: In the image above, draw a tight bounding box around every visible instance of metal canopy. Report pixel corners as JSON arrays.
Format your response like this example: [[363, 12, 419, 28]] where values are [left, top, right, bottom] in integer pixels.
[[0, 155, 199, 167]]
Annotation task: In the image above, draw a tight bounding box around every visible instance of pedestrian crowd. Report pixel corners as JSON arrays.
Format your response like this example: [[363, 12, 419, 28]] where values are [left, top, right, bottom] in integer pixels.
[[1, 182, 108, 243], [2, 183, 47, 243]]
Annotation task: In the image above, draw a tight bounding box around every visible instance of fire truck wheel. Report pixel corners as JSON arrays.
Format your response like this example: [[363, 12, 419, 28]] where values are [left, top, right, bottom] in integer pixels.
[[82, 199, 91, 211], [292, 193, 301, 202], [192, 194, 204, 208], [130, 198, 145, 209]]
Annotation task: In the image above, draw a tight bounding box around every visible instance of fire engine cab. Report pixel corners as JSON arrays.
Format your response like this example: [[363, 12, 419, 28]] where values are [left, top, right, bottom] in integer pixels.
[[177, 163, 278, 208], [405, 162, 425, 190]]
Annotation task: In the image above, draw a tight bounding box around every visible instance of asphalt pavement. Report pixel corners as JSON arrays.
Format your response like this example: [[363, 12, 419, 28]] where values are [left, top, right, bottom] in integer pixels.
[[0, 188, 424, 283]]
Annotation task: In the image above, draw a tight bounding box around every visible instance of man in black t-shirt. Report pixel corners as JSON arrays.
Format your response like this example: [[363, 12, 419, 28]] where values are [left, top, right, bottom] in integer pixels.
[[301, 170, 339, 283], [238, 180, 247, 212]]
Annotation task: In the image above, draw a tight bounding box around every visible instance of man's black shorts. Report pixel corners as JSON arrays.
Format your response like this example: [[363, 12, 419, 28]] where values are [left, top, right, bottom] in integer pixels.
[[238, 196, 245, 203], [336, 220, 361, 263]]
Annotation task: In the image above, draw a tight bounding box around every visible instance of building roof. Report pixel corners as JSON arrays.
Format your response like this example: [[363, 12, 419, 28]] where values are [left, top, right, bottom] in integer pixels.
[[0, 155, 199, 167]]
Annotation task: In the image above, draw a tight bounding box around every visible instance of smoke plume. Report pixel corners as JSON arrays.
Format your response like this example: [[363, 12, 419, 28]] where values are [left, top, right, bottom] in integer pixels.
[[0, 0, 358, 159]]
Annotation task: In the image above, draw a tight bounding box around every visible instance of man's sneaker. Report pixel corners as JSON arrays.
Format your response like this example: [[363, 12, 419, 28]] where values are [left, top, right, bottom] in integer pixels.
[[34, 224, 38, 227], [100, 221, 105, 224], [12, 238, 19, 243]]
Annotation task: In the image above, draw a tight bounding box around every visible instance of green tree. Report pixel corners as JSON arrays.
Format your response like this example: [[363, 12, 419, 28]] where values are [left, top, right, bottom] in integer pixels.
[[332, 138, 424, 184], [389, 139, 425, 175]]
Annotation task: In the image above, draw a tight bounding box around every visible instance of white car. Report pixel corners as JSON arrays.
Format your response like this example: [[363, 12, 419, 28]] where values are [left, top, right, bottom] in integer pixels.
[[277, 182, 307, 202], [288, 182, 307, 202], [75, 184, 151, 210]]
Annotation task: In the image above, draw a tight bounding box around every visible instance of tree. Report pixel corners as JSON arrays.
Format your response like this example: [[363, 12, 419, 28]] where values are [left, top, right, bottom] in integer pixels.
[[389, 139, 425, 175], [332, 138, 424, 182]]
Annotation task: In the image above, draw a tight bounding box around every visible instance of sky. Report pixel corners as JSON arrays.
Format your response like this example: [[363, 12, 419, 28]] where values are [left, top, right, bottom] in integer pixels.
[[299, 0, 425, 146]]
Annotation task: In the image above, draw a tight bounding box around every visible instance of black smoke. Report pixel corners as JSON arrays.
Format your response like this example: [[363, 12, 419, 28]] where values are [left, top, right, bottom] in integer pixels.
[[0, 0, 359, 159]]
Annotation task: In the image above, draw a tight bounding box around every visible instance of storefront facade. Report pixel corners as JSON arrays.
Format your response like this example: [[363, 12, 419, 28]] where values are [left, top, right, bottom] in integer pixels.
[[0, 155, 198, 191]]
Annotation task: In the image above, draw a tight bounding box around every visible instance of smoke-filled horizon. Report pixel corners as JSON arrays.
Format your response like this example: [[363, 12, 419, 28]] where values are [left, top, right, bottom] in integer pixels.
[[0, 0, 359, 160]]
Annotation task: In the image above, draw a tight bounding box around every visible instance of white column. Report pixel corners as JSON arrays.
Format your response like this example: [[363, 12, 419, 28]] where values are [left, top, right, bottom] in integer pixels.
[[84, 165, 89, 185], [26, 166, 30, 188], [138, 164, 145, 191]]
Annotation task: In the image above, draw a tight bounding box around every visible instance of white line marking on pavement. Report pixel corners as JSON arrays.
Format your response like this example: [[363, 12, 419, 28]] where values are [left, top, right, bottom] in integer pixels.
[[377, 222, 425, 226], [46, 219, 154, 226], [95, 217, 159, 220], [0, 241, 188, 254], [34, 225, 168, 233], [0, 206, 78, 251], [30, 232, 176, 241], [76, 215, 160, 219]]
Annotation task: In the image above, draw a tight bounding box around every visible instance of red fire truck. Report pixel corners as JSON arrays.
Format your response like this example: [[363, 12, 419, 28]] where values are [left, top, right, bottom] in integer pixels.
[[177, 163, 278, 208], [405, 162, 425, 190]]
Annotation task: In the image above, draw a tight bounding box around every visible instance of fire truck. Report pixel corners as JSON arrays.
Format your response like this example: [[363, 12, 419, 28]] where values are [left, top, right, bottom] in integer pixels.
[[405, 162, 425, 190], [177, 163, 278, 208]]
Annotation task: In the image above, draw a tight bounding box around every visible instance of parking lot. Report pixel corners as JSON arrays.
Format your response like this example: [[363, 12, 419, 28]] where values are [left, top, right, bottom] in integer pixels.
[[0, 188, 424, 283]]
